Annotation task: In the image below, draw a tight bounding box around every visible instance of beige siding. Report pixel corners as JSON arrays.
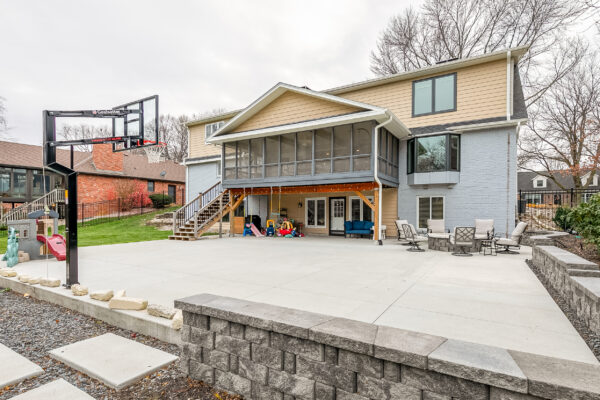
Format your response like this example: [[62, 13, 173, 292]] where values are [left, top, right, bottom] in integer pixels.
[[188, 123, 226, 159], [232, 91, 362, 133], [338, 59, 507, 127], [382, 188, 398, 238]]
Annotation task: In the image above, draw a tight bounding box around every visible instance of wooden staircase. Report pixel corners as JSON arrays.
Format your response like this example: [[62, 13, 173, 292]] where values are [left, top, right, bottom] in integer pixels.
[[169, 182, 236, 241]]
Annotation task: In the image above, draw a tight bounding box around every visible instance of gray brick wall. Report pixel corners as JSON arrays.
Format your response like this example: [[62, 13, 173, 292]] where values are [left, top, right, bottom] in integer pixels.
[[398, 127, 518, 236], [175, 294, 600, 400]]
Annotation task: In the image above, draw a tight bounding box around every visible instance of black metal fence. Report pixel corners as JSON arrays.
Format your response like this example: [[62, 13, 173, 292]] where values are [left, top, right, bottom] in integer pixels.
[[518, 188, 600, 231], [78, 195, 156, 227]]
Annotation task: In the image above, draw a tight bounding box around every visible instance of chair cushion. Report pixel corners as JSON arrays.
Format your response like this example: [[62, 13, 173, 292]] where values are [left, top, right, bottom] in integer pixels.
[[510, 222, 528, 241], [364, 221, 374, 230], [427, 219, 445, 234], [496, 238, 518, 246], [474, 233, 489, 240], [475, 219, 494, 235], [353, 220, 364, 230], [428, 233, 450, 239]]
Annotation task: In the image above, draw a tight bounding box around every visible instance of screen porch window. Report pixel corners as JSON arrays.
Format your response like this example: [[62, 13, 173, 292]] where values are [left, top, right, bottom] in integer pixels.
[[417, 196, 444, 229], [0, 168, 10, 195], [205, 121, 225, 142], [306, 197, 326, 228], [221, 121, 378, 181], [412, 73, 456, 116]]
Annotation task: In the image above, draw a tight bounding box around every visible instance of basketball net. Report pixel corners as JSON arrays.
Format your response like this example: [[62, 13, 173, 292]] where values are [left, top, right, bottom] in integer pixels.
[[143, 142, 166, 163]]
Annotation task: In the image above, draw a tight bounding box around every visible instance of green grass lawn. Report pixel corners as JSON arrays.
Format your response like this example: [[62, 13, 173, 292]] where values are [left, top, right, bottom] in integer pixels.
[[1, 207, 178, 254]]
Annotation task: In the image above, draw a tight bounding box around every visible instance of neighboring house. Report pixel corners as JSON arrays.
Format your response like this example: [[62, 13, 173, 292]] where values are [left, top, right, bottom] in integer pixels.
[[0, 141, 186, 212], [184, 46, 528, 238], [518, 171, 600, 205]]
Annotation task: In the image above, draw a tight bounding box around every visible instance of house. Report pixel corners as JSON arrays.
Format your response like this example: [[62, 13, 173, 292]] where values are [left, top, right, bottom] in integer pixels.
[[517, 171, 600, 206], [0, 141, 186, 212], [182, 46, 529, 239]]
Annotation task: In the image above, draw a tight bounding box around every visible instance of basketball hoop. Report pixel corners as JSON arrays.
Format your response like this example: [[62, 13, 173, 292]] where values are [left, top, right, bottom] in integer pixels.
[[143, 141, 166, 163]]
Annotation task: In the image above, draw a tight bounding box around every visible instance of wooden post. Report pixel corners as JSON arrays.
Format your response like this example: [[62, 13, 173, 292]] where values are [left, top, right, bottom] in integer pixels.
[[218, 191, 223, 238], [373, 188, 380, 241]]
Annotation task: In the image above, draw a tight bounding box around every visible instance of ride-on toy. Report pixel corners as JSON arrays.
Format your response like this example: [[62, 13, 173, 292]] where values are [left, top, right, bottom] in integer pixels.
[[265, 220, 275, 237]]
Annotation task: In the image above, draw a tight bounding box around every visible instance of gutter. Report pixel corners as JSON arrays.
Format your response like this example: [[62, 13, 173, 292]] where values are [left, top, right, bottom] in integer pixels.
[[374, 113, 394, 245]]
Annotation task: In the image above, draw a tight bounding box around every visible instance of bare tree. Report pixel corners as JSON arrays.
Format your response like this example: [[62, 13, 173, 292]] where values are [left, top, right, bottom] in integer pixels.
[[158, 114, 189, 163], [59, 124, 111, 152], [371, 0, 587, 105], [518, 53, 600, 189], [0, 96, 10, 140]]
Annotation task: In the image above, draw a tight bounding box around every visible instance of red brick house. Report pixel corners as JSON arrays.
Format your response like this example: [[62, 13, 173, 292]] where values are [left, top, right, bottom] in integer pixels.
[[0, 140, 185, 210]]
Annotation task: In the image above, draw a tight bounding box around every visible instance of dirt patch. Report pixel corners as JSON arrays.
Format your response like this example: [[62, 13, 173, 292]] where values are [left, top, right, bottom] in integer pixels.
[[553, 234, 600, 264]]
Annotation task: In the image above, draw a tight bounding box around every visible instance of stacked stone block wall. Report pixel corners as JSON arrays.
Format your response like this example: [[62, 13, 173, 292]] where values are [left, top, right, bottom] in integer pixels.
[[176, 293, 600, 400], [531, 243, 600, 335]]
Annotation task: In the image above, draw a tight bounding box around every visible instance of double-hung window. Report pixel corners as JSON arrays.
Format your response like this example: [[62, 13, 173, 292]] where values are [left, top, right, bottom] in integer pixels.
[[205, 121, 225, 142], [412, 73, 456, 117], [306, 198, 326, 228], [417, 196, 444, 229]]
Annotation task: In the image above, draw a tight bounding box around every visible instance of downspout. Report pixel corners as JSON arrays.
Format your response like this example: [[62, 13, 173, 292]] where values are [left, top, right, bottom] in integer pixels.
[[506, 50, 512, 121], [505, 49, 512, 236], [374, 113, 394, 245]]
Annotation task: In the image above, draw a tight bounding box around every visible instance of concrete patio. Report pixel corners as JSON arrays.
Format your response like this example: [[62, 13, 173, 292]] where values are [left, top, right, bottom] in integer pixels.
[[5, 236, 598, 365]]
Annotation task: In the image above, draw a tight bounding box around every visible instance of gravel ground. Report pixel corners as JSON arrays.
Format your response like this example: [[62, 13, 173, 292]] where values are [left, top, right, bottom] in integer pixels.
[[526, 259, 600, 361], [0, 289, 240, 400]]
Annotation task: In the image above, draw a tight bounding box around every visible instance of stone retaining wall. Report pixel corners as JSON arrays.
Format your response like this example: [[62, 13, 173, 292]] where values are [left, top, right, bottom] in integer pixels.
[[531, 242, 600, 335], [176, 293, 600, 400]]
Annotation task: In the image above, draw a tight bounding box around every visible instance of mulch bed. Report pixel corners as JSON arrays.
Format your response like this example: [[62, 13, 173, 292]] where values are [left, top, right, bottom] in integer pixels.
[[526, 260, 600, 361], [0, 289, 240, 400], [553, 233, 600, 264]]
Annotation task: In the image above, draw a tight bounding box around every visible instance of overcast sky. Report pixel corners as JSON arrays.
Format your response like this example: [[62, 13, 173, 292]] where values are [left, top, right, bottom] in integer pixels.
[[0, 0, 419, 145]]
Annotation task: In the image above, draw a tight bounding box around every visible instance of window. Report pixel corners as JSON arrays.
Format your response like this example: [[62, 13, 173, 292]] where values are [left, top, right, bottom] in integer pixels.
[[306, 197, 326, 228], [352, 121, 371, 172], [224, 143, 236, 180], [32, 170, 50, 196], [349, 196, 373, 222], [533, 177, 547, 188], [417, 196, 444, 229], [237, 140, 249, 179], [147, 181, 155, 192], [377, 128, 399, 177], [296, 131, 312, 175], [250, 138, 263, 179], [315, 127, 332, 174], [406, 134, 460, 174], [205, 121, 225, 142], [216, 161, 222, 179], [412, 73, 456, 117], [280, 133, 295, 176], [13, 169, 26, 196], [0, 167, 11, 195], [265, 136, 279, 177]]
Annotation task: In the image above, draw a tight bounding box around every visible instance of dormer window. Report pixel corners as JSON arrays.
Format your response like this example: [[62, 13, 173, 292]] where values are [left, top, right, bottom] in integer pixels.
[[205, 121, 225, 143], [412, 73, 456, 117], [533, 176, 547, 188]]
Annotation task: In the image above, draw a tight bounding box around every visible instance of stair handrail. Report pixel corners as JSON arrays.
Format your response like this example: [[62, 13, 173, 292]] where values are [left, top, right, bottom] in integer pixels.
[[1, 188, 65, 224], [172, 181, 223, 233], [192, 190, 230, 236]]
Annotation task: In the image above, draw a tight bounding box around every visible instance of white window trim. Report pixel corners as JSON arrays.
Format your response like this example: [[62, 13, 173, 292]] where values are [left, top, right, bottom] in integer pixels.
[[305, 197, 327, 228], [348, 195, 374, 221], [205, 121, 225, 143], [416, 195, 445, 230], [532, 175, 547, 189]]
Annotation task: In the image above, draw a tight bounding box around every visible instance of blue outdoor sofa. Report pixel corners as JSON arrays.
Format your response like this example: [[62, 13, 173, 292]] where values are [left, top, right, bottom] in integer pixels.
[[344, 220, 374, 238]]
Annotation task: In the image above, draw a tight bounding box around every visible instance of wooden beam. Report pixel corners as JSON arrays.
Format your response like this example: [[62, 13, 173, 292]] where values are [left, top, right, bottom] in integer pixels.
[[229, 182, 377, 196], [354, 191, 375, 211], [223, 192, 245, 236], [373, 188, 380, 241]]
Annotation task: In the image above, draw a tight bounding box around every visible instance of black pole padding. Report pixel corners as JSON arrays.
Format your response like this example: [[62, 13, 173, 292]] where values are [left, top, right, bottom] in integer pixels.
[[65, 172, 79, 287]]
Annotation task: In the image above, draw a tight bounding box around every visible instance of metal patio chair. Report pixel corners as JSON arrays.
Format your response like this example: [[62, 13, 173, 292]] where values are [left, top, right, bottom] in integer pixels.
[[450, 226, 476, 256], [402, 224, 427, 252]]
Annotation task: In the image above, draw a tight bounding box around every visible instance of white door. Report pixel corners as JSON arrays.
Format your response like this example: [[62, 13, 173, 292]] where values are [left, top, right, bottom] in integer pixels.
[[330, 198, 345, 234]]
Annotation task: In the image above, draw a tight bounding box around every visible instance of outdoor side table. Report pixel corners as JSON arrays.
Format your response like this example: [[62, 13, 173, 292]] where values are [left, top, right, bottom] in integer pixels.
[[480, 238, 497, 256]]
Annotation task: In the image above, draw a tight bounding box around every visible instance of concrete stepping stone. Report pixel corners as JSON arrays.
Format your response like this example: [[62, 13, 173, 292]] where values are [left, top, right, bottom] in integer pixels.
[[49, 333, 178, 390], [0, 342, 43, 387], [9, 378, 94, 399]]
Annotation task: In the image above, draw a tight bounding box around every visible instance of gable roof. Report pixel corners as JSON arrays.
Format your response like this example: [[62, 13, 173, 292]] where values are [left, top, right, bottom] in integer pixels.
[[517, 171, 600, 191], [0, 141, 185, 183], [207, 83, 410, 144]]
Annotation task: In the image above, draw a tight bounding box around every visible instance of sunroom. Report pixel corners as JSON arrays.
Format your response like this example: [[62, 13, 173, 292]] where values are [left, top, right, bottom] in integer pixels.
[[208, 83, 410, 240]]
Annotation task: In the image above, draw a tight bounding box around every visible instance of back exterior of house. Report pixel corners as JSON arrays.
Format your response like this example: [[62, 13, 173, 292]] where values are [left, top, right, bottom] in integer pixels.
[[184, 47, 528, 238]]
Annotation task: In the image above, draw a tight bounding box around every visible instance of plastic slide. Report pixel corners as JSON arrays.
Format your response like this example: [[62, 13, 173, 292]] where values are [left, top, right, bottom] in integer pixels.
[[37, 234, 67, 261], [249, 223, 264, 237]]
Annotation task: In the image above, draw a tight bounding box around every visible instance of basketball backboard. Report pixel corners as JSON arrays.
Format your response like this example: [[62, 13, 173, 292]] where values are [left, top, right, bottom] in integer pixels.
[[112, 95, 159, 152]]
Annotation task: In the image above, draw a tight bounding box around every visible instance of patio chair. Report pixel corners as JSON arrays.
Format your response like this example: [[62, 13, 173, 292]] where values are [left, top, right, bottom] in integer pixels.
[[450, 227, 476, 256], [496, 222, 528, 254], [395, 219, 410, 244], [402, 224, 427, 252], [474, 219, 495, 240], [427, 219, 450, 238]]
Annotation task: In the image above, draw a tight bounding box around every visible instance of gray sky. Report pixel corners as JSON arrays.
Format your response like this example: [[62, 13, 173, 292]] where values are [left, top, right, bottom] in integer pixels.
[[0, 0, 416, 145]]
